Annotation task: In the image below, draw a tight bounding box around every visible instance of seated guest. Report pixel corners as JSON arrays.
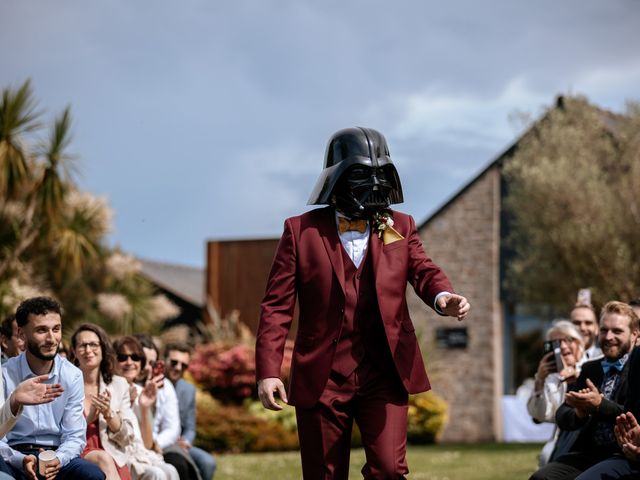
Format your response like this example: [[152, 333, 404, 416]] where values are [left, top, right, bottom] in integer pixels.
[[164, 343, 216, 479], [568, 344, 640, 479], [530, 301, 639, 480], [133, 335, 199, 480], [0, 314, 25, 364], [0, 296, 105, 480], [570, 302, 603, 361], [70, 323, 134, 480], [0, 346, 64, 478], [527, 320, 584, 466], [113, 336, 179, 480]]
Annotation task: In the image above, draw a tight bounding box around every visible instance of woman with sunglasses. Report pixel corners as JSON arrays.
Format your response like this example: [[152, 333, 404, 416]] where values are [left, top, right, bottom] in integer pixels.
[[70, 324, 133, 480], [113, 336, 179, 480]]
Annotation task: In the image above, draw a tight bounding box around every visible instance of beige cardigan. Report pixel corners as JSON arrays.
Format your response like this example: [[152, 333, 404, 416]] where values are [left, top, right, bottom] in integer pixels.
[[96, 374, 137, 467]]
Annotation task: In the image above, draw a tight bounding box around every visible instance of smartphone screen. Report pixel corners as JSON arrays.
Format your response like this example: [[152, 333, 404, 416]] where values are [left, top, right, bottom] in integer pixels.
[[543, 340, 564, 372]]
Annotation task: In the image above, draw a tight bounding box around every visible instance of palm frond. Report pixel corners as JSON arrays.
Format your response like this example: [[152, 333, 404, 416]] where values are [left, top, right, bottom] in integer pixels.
[[0, 80, 42, 199]]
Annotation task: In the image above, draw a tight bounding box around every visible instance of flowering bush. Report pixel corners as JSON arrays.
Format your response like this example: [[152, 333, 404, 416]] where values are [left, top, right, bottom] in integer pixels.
[[190, 340, 294, 404], [407, 390, 448, 444]]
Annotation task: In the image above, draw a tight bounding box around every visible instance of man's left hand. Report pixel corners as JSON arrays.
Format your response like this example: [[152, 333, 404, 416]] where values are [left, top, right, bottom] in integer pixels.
[[565, 379, 603, 414], [177, 436, 191, 451], [39, 449, 61, 480], [437, 294, 470, 320]]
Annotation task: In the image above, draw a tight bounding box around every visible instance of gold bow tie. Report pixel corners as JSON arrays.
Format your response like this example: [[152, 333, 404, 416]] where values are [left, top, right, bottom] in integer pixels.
[[338, 217, 368, 234]]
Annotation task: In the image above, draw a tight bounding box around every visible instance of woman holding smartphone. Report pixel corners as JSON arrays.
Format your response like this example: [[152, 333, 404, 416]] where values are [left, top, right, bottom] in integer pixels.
[[527, 320, 586, 466], [112, 336, 179, 480]]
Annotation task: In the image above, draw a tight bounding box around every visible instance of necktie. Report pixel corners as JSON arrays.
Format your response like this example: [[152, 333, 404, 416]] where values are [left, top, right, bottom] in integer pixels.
[[338, 217, 368, 234], [602, 358, 625, 375]]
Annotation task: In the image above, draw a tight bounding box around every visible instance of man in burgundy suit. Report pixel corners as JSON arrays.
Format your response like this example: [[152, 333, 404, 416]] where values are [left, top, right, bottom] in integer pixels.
[[256, 127, 470, 479]]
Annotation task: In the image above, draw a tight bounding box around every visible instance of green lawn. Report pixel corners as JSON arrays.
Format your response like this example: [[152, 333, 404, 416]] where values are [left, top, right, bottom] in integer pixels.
[[214, 443, 541, 479]]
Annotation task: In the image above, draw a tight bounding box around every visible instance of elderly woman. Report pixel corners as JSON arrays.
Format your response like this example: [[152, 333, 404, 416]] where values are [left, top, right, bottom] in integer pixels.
[[71, 324, 133, 480], [527, 319, 585, 466], [113, 336, 179, 480]]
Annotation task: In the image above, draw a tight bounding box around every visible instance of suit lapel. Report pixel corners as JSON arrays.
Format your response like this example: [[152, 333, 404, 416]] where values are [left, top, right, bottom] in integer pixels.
[[318, 208, 346, 294], [369, 227, 383, 280]]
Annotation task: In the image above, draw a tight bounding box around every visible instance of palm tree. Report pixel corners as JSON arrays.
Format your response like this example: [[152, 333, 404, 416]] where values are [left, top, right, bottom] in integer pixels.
[[0, 79, 40, 201], [0, 102, 76, 278]]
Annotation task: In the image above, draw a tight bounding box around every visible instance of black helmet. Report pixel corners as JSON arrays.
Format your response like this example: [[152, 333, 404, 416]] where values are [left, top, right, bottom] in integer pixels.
[[307, 127, 403, 217]]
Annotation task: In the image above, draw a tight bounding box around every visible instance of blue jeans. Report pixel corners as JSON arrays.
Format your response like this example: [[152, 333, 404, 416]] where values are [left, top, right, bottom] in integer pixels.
[[189, 446, 216, 480], [575, 455, 640, 479], [9, 456, 105, 480]]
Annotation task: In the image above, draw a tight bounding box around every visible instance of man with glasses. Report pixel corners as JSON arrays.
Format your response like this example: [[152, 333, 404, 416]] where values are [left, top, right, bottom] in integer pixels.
[[165, 343, 216, 480]]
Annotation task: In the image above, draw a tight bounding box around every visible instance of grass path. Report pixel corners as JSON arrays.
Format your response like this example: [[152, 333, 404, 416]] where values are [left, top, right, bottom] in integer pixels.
[[214, 443, 541, 479]]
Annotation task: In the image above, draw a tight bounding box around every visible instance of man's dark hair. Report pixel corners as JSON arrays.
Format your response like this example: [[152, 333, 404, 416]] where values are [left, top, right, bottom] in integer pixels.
[[15, 297, 62, 328], [629, 298, 640, 307], [0, 315, 16, 338], [164, 342, 193, 358], [133, 333, 159, 358]]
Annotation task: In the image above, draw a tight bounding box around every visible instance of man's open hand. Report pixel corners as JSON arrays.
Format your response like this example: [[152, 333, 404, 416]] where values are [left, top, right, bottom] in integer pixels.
[[565, 379, 602, 417], [258, 377, 288, 411], [436, 294, 470, 320], [615, 412, 640, 461]]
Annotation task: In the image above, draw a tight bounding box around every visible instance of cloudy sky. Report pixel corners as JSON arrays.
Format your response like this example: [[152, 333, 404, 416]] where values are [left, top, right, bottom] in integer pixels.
[[2, 0, 638, 267]]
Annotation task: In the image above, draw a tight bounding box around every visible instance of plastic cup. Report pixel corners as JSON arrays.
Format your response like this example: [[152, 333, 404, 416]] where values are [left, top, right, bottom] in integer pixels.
[[38, 450, 57, 476]]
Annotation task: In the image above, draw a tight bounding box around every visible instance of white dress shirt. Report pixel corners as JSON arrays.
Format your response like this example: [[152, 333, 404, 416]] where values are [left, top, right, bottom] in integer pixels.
[[334, 211, 449, 312]]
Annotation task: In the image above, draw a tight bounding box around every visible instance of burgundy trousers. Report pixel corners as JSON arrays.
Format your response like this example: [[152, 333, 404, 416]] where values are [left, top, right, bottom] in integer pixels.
[[295, 363, 409, 479]]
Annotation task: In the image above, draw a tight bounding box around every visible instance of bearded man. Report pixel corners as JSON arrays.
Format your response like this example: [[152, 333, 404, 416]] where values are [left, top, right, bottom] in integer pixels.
[[256, 127, 470, 479], [0, 296, 105, 480], [530, 301, 639, 480]]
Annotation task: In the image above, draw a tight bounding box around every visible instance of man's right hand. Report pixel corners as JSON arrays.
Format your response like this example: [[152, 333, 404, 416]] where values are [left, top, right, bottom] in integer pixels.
[[257, 378, 288, 411], [23, 454, 38, 480]]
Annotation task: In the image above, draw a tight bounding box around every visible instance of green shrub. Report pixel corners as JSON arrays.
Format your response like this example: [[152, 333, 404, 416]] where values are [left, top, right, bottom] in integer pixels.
[[407, 390, 448, 444]]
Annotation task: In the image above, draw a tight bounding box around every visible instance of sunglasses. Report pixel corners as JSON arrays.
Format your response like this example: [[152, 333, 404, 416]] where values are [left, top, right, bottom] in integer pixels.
[[169, 359, 189, 370], [117, 353, 143, 363]]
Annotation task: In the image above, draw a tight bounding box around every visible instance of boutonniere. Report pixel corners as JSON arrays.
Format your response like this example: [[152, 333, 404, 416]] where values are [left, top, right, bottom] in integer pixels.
[[372, 211, 405, 245]]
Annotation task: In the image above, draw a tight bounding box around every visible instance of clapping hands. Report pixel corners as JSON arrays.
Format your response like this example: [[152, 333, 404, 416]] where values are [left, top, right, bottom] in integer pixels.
[[565, 379, 602, 418], [615, 412, 640, 461]]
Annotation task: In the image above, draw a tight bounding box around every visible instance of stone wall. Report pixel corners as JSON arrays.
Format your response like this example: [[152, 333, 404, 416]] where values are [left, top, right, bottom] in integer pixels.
[[406, 166, 503, 442]]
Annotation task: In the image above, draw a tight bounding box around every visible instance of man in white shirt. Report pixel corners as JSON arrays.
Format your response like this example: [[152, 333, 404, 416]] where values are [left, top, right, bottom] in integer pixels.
[[133, 334, 199, 480], [570, 304, 602, 360]]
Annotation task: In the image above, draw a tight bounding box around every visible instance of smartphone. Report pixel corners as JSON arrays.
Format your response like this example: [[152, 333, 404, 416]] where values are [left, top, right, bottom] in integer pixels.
[[152, 360, 165, 377], [543, 340, 564, 372]]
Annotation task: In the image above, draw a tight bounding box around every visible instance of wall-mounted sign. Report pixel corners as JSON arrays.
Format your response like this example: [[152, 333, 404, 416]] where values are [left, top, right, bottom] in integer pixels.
[[436, 327, 468, 349]]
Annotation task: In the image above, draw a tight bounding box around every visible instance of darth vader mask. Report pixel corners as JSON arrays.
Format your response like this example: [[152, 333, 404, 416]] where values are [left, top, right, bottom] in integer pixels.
[[307, 127, 403, 218], [331, 164, 396, 218]]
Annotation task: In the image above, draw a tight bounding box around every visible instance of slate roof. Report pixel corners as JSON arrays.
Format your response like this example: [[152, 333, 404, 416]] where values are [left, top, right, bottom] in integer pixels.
[[139, 258, 205, 307]]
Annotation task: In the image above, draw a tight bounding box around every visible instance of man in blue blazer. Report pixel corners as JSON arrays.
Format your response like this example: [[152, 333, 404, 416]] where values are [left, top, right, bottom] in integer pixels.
[[165, 343, 216, 480]]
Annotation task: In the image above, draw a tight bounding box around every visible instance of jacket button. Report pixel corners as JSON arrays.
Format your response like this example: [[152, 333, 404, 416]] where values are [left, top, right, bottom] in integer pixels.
[[332, 338, 338, 344]]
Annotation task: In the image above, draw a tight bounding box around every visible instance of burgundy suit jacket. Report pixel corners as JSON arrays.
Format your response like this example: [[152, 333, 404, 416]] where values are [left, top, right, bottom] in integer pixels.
[[255, 207, 454, 408]]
